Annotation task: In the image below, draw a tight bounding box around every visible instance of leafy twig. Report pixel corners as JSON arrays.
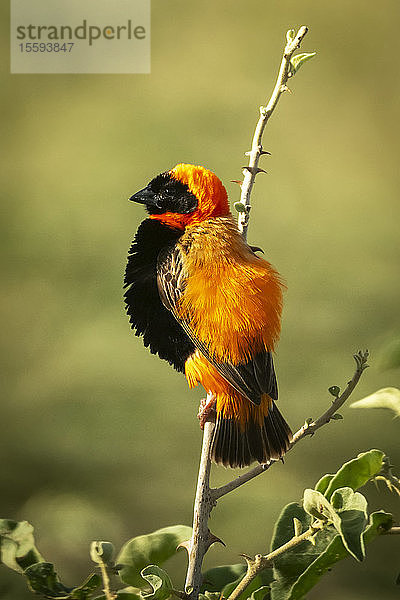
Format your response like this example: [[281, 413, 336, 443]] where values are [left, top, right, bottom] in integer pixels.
[[227, 521, 324, 600], [291, 350, 369, 443]]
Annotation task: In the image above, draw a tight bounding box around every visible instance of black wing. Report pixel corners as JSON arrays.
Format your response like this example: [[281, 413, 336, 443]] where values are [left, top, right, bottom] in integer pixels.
[[124, 219, 195, 372], [157, 245, 278, 405]]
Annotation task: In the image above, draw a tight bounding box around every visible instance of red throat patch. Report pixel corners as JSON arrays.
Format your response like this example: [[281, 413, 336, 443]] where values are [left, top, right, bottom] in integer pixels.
[[150, 163, 230, 229]]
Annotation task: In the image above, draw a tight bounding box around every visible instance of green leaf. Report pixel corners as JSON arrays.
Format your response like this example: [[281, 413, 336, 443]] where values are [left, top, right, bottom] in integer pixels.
[[330, 413, 343, 420], [303, 489, 335, 522], [0, 519, 44, 573], [201, 564, 246, 593], [117, 525, 192, 588], [304, 487, 368, 561], [328, 386, 340, 397], [249, 586, 271, 600], [314, 474, 334, 495], [329, 488, 368, 561], [363, 510, 393, 540], [234, 202, 246, 213], [290, 52, 316, 74], [90, 541, 114, 565], [323, 449, 385, 499], [141, 565, 172, 600], [350, 388, 400, 418], [286, 511, 392, 600], [24, 562, 70, 599], [0, 519, 102, 599], [270, 501, 392, 600]]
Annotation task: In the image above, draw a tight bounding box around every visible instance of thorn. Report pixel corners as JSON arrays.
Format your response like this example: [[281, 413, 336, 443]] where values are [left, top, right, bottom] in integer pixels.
[[281, 85, 292, 94], [245, 149, 271, 156], [242, 166, 267, 176], [231, 179, 243, 186], [177, 539, 191, 555], [239, 553, 254, 567], [308, 535, 316, 546], [293, 518, 303, 537], [280, 457, 285, 464], [206, 530, 225, 550]]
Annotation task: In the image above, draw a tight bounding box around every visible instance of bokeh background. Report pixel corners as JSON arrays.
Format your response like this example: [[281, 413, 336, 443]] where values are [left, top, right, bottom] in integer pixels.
[[1, 1, 399, 599]]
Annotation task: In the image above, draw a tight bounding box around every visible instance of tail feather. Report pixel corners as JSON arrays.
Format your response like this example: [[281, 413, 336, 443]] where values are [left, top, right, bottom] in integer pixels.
[[211, 401, 292, 468]]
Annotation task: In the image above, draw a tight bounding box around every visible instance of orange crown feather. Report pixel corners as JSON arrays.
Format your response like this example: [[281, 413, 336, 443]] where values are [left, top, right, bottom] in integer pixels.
[[150, 163, 230, 229]]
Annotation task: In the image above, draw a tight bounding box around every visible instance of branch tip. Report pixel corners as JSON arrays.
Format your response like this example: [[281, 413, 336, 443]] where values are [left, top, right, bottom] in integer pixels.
[[353, 349, 369, 371], [238, 25, 311, 239]]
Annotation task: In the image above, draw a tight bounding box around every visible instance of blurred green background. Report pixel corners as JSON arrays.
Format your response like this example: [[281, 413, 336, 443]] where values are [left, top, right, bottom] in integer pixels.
[[1, 1, 399, 598]]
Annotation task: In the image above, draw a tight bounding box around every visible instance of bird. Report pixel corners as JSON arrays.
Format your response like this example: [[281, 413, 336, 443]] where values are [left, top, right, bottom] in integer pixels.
[[123, 163, 292, 468]]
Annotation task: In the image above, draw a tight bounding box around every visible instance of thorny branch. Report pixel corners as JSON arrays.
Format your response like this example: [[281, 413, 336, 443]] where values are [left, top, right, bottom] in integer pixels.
[[184, 407, 216, 597], [184, 25, 320, 600], [237, 25, 310, 240]]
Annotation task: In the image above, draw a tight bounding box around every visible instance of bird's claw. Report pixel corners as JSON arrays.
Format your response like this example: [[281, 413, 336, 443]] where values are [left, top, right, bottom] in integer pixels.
[[198, 396, 216, 429]]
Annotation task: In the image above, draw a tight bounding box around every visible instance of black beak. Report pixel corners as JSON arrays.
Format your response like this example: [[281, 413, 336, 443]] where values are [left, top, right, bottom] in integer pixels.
[[129, 185, 159, 207]]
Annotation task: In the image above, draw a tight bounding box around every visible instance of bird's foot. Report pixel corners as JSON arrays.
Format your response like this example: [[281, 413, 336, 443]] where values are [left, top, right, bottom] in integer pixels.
[[198, 395, 216, 429]]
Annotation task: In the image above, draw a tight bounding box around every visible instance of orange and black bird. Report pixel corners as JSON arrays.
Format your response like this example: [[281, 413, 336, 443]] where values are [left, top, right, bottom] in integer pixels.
[[124, 164, 292, 468]]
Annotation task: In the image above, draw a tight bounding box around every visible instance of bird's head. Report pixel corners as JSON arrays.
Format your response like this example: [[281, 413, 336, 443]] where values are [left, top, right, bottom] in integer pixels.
[[129, 163, 230, 229]]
